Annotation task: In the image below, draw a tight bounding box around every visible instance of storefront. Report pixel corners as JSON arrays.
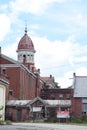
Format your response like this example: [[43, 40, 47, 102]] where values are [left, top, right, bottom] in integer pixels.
[[6, 97, 71, 122]]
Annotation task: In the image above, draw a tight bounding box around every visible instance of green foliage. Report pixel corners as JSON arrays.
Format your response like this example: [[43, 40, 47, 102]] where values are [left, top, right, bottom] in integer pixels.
[[0, 120, 4, 125], [0, 106, 3, 111], [5, 120, 12, 125], [71, 115, 87, 123], [54, 82, 61, 88]]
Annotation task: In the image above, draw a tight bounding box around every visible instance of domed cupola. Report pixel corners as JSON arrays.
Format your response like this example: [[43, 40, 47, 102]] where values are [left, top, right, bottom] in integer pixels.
[[17, 28, 36, 64], [17, 28, 35, 51]]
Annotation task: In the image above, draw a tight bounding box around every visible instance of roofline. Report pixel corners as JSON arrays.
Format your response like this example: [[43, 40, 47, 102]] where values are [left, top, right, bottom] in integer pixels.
[[1, 53, 36, 79], [75, 76, 87, 78], [17, 49, 36, 53], [39, 77, 46, 84], [0, 78, 9, 86], [1, 54, 18, 64], [21, 64, 36, 78]]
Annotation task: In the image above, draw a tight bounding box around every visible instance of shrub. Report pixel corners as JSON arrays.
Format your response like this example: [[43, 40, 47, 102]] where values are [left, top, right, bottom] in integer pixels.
[[6, 120, 12, 125], [71, 115, 87, 123]]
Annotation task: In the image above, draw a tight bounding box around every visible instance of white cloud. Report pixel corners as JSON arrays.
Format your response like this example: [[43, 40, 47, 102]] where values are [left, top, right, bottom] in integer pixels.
[[33, 37, 70, 67], [74, 56, 87, 63], [57, 71, 73, 88], [30, 24, 40, 30], [0, 5, 8, 10], [0, 14, 11, 41], [76, 67, 87, 76], [32, 35, 82, 69], [74, 14, 87, 28], [10, 0, 67, 15], [56, 67, 87, 88], [31, 35, 87, 87], [2, 43, 17, 60]]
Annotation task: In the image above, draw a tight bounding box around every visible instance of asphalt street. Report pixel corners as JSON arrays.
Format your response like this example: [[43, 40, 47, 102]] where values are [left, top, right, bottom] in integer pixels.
[[0, 125, 52, 130], [0, 123, 87, 130]]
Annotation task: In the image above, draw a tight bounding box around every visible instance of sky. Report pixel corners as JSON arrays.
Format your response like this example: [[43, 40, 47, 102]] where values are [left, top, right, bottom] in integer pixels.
[[1, 0, 87, 88]]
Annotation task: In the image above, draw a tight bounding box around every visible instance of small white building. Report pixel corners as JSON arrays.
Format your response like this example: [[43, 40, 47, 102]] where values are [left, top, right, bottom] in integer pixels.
[[0, 77, 9, 120]]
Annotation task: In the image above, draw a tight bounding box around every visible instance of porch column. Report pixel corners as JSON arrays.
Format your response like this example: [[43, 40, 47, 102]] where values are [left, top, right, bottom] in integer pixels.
[[45, 105, 47, 119]]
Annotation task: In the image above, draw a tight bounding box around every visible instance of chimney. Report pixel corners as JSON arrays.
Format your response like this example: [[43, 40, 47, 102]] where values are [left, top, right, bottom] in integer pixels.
[[32, 66, 34, 73], [73, 72, 76, 77], [38, 69, 40, 74], [50, 74, 52, 78]]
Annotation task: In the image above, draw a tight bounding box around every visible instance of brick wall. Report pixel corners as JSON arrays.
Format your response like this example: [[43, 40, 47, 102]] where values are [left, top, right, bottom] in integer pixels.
[[71, 97, 82, 117]]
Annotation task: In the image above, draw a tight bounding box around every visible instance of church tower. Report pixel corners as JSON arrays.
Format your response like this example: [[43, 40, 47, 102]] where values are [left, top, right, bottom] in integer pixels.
[[17, 28, 36, 67]]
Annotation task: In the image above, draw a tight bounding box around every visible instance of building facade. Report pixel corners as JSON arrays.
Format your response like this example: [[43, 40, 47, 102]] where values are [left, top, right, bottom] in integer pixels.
[[0, 29, 86, 121], [0, 28, 47, 121], [0, 28, 45, 101]]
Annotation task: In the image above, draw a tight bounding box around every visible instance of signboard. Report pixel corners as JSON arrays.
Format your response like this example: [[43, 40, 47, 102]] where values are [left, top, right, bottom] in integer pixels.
[[57, 110, 70, 118]]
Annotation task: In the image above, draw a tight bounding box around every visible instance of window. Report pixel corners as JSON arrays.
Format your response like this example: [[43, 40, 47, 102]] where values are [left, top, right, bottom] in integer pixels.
[[66, 94, 70, 99], [50, 94, 55, 100], [82, 103, 87, 115], [2, 68, 6, 75], [59, 94, 63, 98], [9, 90, 13, 96], [23, 54, 26, 58]]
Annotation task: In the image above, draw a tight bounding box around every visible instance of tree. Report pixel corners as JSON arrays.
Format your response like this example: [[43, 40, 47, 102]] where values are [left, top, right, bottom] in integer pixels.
[[54, 82, 61, 88]]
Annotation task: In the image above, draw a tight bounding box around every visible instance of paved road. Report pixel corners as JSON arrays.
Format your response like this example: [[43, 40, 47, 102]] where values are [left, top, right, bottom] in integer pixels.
[[13, 123, 87, 130], [0, 125, 51, 130], [0, 123, 87, 130]]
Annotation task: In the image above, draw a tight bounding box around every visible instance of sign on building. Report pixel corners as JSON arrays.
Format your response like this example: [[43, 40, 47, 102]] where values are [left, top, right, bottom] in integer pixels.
[[56, 110, 70, 118]]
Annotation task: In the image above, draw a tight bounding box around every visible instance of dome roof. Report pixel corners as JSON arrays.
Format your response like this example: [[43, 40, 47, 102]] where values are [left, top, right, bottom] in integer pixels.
[[17, 28, 35, 52]]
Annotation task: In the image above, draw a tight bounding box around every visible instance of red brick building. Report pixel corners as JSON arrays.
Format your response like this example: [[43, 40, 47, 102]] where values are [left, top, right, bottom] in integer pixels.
[[0, 28, 86, 121], [0, 28, 45, 100], [40, 75, 86, 119], [0, 28, 47, 121]]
